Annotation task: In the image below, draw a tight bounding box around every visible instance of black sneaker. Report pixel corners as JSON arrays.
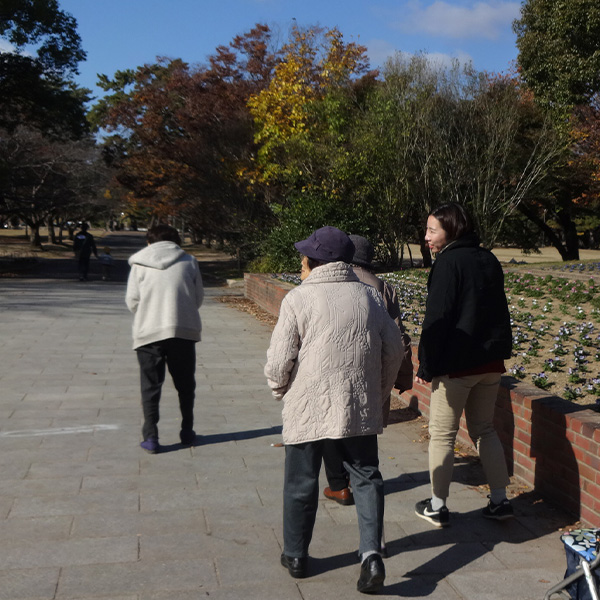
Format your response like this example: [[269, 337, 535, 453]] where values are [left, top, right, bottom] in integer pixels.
[[415, 498, 449, 528], [482, 497, 514, 520]]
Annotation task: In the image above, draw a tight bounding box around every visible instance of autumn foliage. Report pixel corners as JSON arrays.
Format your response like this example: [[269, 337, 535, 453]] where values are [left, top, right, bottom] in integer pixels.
[[88, 21, 600, 267]]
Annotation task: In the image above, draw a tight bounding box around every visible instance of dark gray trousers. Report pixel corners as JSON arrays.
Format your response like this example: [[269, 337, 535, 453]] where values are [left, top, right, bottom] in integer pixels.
[[323, 439, 350, 491], [283, 435, 383, 558]]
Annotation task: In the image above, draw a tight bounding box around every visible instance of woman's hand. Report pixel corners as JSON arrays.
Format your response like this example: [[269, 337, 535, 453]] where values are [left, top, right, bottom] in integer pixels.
[[414, 376, 428, 385]]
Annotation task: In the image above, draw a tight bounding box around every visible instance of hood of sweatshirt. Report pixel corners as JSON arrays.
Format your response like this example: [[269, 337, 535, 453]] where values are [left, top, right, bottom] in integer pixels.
[[128, 241, 186, 270]]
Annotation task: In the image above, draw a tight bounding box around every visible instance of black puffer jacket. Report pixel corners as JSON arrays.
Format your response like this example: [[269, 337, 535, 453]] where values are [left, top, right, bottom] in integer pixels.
[[416, 232, 512, 382]]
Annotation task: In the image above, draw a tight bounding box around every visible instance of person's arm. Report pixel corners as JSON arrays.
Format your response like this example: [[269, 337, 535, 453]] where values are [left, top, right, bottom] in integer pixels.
[[125, 265, 140, 313], [194, 259, 204, 308], [382, 281, 402, 329], [378, 296, 404, 400], [416, 259, 459, 382], [264, 295, 300, 400]]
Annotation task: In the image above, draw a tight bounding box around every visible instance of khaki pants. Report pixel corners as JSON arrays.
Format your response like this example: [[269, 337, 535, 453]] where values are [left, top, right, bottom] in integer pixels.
[[428, 373, 510, 500]]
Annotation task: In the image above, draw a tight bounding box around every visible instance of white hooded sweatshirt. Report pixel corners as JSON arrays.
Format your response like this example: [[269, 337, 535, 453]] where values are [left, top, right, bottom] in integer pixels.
[[126, 241, 204, 349]]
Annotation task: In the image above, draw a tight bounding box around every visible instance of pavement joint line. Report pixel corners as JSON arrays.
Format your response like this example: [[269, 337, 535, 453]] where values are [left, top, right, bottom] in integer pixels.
[[0, 425, 120, 437]]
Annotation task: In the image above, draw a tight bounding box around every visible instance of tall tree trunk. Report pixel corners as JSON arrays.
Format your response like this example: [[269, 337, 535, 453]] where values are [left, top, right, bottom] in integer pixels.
[[406, 243, 415, 268], [517, 203, 578, 261], [555, 207, 580, 261], [47, 218, 57, 244], [417, 227, 432, 268], [29, 223, 42, 248]]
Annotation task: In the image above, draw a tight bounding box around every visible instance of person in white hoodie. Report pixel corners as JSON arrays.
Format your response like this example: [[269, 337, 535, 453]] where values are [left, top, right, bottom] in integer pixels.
[[126, 224, 204, 454]]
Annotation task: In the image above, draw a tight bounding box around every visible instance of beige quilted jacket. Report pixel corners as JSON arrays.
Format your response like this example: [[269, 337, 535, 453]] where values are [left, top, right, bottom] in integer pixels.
[[264, 261, 404, 445]]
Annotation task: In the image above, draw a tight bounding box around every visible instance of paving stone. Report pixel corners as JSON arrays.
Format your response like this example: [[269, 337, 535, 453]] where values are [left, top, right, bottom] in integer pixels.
[[56, 559, 217, 597], [10, 491, 139, 518], [0, 516, 73, 542], [0, 477, 82, 497], [0, 567, 60, 600], [0, 536, 138, 569], [72, 509, 208, 538]]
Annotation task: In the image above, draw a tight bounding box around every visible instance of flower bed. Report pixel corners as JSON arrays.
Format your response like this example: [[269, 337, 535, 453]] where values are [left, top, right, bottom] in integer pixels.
[[382, 269, 600, 409], [267, 267, 600, 407]]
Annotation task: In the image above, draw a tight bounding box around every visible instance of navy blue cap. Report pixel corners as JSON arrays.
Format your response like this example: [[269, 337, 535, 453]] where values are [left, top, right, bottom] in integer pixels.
[[294, 226, 355, 263]]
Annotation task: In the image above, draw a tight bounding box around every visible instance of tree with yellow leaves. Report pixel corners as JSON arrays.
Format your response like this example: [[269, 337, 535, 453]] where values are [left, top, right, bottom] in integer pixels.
[[247, 25, 370, 186], [246, 25, 375, 270]]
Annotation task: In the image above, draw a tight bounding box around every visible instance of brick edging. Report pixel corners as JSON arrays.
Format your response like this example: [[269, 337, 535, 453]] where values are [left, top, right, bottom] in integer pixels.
[[245, 272, 600, 524]]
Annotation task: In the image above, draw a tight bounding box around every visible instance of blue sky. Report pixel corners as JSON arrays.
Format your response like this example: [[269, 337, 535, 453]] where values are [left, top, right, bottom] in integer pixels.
[[54, 0, 522, 100]]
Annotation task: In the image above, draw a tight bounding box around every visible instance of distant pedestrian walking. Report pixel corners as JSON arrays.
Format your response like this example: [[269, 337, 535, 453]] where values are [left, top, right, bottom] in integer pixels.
[[126, 224, 204, 454], [99, 247, 115, 280], [73, 223, 98, 281]]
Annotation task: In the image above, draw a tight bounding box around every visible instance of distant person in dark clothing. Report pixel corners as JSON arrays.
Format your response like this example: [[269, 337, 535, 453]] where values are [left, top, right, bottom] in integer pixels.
[[73, 223, 98, 281]]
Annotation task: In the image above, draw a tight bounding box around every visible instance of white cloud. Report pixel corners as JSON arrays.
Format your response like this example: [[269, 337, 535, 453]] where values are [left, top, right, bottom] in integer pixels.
[[389, 49, 473, 70], [420, 49, 473, 68], [395, 1, 521, 40], [366, 39, 473, 71], [0, 40, 16, 53], [0, 39, 34, 58], [366, 39, 398, 68]]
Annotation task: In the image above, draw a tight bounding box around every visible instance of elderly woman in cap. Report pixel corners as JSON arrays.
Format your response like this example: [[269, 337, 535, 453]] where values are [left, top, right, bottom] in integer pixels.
[[264, 226, 403, 594]]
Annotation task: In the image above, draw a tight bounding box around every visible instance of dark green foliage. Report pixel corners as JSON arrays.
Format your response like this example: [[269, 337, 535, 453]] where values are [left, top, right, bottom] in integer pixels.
[[0, 53, 89, 137], [514, 0, 600, 108], [0, 0, 85, 75], [252, 191, 371, 272], [0, 0, 88, 137]]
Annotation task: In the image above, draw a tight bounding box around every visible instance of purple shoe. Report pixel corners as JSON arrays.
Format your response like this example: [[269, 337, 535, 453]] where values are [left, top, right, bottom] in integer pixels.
[[140, 438, 159, 454]]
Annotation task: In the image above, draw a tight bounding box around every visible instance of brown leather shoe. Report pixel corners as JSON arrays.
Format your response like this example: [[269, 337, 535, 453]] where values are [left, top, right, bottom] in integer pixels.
[[323, 487, 354, 506]]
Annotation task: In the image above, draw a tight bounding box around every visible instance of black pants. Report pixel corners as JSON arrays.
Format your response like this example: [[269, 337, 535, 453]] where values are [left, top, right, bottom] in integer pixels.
[[323, 439, 350, 491], [77, 253, 92, 279], [136, 338, 196, 441]]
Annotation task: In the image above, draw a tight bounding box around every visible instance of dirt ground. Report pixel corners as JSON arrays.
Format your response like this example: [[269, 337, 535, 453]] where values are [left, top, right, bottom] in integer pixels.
[[399, 243, 600, 266]]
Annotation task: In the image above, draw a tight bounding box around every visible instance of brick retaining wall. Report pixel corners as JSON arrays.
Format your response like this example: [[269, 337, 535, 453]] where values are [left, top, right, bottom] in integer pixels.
[[244, 273, 295, 316], [245, 272, 600, 525]]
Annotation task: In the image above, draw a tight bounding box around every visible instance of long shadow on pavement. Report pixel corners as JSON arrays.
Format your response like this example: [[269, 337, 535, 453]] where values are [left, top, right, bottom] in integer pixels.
[[154, 426, 284, 454]]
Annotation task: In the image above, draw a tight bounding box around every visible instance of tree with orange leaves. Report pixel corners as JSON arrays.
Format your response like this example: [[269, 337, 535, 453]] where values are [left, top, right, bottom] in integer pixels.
[[89, 25, 278, 255]]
